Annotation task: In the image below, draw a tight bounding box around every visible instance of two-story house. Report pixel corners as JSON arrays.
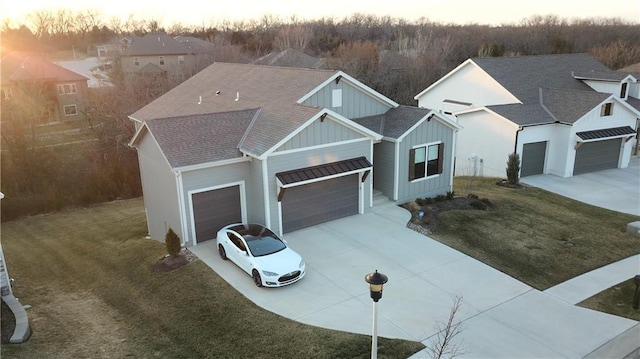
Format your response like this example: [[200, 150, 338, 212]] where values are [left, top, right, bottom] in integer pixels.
[[1, 52, 89, 123], [118, 33, 215, 86], [414, 53, 639, 178]]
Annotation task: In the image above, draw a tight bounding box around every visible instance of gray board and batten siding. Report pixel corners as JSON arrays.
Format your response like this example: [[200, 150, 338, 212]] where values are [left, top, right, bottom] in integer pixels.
[[301, 79, 392, 119], [395, 117, 455, 203], [275, 117, 364, 152], [372, 140, 397, 200]]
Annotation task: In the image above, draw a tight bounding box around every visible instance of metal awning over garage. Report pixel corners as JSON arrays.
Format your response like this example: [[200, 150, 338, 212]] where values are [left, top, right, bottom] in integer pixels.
[[576, 126, 636, 141], [276, 157, 372, 188]]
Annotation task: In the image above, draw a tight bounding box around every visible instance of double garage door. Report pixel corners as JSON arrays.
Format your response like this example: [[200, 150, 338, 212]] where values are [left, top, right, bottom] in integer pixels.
[[521, 139, 621, 177], [281, 174, 359, 233], [192, 185, 242, 243], [574, 139, 621, 175]]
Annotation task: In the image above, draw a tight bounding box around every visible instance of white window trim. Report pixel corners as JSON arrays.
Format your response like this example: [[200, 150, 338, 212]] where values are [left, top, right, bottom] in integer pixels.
[[63, 104, 78, 116], [410, 141, 442, 183]]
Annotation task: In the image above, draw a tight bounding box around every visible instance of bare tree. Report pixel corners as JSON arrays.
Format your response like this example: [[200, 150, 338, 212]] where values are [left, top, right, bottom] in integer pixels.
[[273, 25, 312, 51], [590, 39, 640, 69], [426, 296, 468, 359]]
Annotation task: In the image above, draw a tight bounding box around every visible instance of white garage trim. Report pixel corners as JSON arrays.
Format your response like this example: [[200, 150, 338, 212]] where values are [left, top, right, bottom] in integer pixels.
[[187, 181, 247, 246]]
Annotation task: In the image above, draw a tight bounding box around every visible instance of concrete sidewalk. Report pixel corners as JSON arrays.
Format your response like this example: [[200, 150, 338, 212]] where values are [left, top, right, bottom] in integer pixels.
[[191, 198, 639, 358]]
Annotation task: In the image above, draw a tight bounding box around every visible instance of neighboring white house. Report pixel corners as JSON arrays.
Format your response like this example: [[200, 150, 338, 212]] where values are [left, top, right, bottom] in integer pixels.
[[415, 53, 640, 178]]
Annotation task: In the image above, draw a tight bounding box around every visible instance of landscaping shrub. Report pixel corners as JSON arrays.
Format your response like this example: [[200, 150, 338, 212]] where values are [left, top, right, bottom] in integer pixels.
[[506, 152, 521, 184], [165, 228, 181, 257], [446, 191, 455, 200]]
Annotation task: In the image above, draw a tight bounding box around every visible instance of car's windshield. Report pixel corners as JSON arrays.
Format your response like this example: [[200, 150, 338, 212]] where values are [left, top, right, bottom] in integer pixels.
[[244, 234, 286, 257]]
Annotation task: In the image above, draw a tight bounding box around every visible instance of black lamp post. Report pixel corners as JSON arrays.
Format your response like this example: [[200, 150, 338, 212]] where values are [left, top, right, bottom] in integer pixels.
[[365, 270, 388, 359]]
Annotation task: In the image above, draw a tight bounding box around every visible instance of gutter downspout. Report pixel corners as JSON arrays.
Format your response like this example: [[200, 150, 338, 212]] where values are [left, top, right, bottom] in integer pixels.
[[514, 126, 524, 155]]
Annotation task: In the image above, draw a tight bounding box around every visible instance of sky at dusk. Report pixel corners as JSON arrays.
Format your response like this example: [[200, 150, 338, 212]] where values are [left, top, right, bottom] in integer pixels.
[[1, 0, 639, 27]]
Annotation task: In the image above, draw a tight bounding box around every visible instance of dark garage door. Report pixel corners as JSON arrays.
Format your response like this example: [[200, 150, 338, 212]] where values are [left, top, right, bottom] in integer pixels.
[[521, 141, 547, 177], [192, 185, 242, 243], [574, 139, 621, 175], [282, 175, 358, 233]]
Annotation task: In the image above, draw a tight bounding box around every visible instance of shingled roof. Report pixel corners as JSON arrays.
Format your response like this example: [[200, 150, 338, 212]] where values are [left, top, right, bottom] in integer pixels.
[[131, 63, 340, 158], [353, 106, 431, 139], [144, 109, 259, 168], [123, 33, 192, 56], [471, 54, 628, 127], [1, 52, 88, 85], [472, 53, 607, 104]]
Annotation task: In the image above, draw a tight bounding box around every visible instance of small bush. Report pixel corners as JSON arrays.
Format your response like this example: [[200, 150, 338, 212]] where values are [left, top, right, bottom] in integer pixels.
[[165, 228, 182, 257], [506, 152, 521, 185], [415, 198, 425, 206], [446, 191, 455, 200], [466, 193, 479, 199], [435, 194, 447, 202]]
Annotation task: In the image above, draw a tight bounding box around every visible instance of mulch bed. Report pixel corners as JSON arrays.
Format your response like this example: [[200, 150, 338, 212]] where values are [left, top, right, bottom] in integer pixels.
[[153, 249, 198, 273]]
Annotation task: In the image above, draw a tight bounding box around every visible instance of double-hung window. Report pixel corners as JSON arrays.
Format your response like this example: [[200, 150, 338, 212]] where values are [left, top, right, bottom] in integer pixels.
[[57, 83, 77, 95], [409, 142, 444, 180]]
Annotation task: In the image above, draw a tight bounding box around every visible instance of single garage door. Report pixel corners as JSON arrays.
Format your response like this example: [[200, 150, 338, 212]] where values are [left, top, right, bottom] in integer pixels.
[[282, 174, 358, 233], [192, 185, 242, 243], [521, 141, 547, 177], [574, 139, 621, 175]]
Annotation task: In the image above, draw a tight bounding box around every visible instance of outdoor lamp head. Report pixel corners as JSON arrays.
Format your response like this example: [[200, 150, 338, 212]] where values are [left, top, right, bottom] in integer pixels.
[[365, 270, 388, 302]]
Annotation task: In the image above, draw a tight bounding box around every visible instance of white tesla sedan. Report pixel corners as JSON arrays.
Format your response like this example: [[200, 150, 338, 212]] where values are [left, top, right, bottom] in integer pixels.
[[216, 223, 306, 287]]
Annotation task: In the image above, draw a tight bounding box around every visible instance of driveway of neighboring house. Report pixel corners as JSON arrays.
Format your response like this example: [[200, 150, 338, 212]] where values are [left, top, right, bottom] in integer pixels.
[[191, 196, 638, 358], [522, 155, 640, 216], [56, 57, 113, 88]]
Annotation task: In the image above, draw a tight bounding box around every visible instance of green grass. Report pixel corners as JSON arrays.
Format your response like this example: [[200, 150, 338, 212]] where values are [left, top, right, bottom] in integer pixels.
[[1, 199, 424, 358], [426, 177, 640, 290], [578, 278, 640, 321]]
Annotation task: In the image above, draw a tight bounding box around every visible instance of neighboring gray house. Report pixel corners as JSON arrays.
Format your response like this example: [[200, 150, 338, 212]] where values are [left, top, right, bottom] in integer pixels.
[[119, 33, 215, 85], [129, 63, 458, 246], [415, 53, 639, 178]]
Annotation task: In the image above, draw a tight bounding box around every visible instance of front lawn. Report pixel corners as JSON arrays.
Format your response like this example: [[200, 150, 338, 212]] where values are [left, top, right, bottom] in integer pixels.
[[1, 199, 424, 358], [409, 177, 640, 290]]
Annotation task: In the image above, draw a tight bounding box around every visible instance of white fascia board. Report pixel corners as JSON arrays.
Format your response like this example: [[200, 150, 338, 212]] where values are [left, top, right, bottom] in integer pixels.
[[297, 71, 399, 108], [458, 107, 522, 129], [258, 109, 382, 160], [173, 156, 251, 173], [414, 59, 474, 100], [609, 95, 640, 117], [127, 121, 148, 147], [128, 115, 143, 124]]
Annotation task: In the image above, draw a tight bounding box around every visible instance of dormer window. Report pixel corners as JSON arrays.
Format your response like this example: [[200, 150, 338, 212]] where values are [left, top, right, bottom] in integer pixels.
[[600, 102, 613, 117], [620, 83, 628, 99]]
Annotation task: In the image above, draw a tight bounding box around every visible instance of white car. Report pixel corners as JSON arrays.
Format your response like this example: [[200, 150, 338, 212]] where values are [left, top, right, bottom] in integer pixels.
[[216, 223, 306, 287]]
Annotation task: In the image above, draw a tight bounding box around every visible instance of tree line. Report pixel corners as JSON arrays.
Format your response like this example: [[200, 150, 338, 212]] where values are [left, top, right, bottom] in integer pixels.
[[1, 11, 639, 221]]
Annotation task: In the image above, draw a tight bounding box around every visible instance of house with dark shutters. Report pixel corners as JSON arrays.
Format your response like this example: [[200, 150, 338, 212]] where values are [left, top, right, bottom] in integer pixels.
[[415, 53, 639, 178], [128, 63, 458, 246]]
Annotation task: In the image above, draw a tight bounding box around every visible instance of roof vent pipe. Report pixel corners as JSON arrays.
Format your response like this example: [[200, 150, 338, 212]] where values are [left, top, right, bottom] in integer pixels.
[[198, 95, 202, 104], [235, 92, 239, 102]]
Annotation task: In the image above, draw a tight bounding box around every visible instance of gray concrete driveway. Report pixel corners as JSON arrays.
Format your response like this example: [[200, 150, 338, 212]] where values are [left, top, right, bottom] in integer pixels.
[[190, 199, 638, 358], [522, 156, 640, 216]]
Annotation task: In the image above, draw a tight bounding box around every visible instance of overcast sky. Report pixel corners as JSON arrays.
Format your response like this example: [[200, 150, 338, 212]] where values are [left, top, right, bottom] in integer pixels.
[[2, 0, 639, 27]]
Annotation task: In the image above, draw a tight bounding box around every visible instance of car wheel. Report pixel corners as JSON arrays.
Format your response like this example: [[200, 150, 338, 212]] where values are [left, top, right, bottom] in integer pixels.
[[252, 270, 263, 287], [218, 244, 227, 260]]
